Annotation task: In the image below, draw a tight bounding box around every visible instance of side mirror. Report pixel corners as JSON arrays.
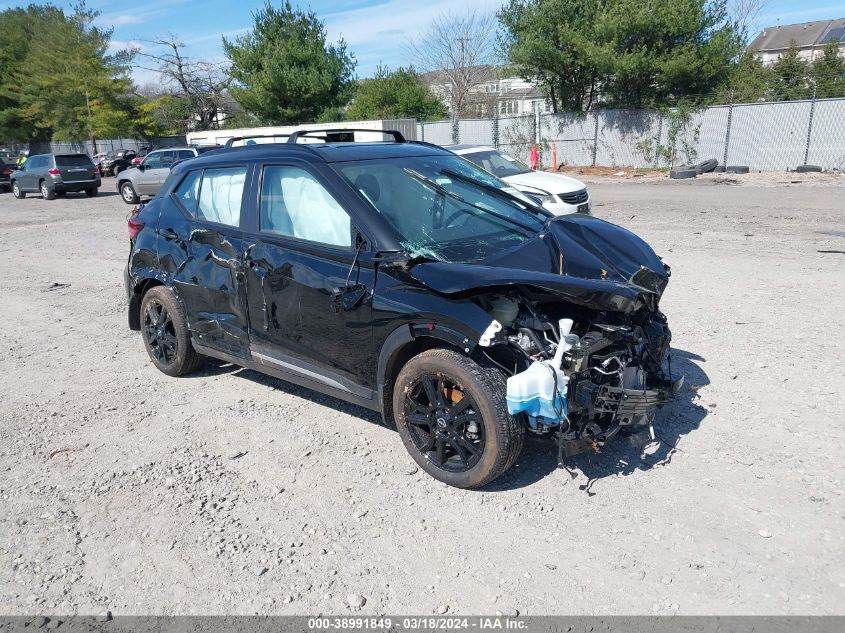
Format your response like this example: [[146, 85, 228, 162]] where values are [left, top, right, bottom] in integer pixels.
[[137, 163, 145, 171]]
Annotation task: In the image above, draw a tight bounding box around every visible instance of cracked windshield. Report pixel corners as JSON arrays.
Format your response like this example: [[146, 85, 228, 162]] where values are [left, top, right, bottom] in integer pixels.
[[333, 154, 548, 262]]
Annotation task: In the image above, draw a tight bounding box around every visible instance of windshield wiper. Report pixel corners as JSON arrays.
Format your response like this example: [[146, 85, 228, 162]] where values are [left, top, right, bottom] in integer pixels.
[[402, 168, 538, 236], [440, 168, 548, 221]]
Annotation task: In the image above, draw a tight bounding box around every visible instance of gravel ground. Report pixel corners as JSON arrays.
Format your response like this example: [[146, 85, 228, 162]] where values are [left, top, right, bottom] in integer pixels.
[[0, 177, 843, 616]]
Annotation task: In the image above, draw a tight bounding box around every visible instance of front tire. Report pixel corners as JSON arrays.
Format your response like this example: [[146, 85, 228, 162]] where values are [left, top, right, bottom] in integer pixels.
[[12, 181, 25, 198], [120, 181, 140, 204], [140, 286, 204, 377], [393, 349, 523, 489]]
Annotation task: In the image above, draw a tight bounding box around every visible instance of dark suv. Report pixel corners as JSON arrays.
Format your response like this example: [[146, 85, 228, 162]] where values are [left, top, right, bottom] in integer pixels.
[[11, 153, 100, 199], [125, 130, 679, 488]]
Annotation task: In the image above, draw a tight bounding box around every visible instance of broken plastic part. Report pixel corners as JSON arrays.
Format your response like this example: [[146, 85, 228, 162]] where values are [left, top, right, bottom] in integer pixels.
[[478, 319, 503, 347]]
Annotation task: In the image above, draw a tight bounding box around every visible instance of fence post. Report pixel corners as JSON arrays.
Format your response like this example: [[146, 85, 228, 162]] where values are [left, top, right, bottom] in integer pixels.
[[419, 119, 425, 143], [803, 85, 817, 166], [654, 112, 664, 168], [723, 92, 734, 168], [451, 118, 460, 145], [534, 109, 541, 145], [492, 111, 500, 149], [591, 112, 599, 167]]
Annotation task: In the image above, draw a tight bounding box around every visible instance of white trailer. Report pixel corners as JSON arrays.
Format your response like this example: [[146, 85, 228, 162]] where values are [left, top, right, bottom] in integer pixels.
[[186, 118, 418, 147]]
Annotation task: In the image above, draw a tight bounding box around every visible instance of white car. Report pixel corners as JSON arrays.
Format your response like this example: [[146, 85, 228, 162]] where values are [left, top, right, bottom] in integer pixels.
[[448, 145, 591, 215]]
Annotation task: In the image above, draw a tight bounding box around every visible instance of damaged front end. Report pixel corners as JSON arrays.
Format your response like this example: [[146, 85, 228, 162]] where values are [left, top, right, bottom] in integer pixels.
[[407, 213, 683, 462]]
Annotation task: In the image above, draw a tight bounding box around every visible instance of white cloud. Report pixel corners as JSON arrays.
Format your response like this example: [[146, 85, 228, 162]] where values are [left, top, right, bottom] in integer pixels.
[[110, 15, 142, 26]]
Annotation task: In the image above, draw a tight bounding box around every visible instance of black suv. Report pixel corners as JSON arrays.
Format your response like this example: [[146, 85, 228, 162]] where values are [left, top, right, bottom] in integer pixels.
[[125, 130, 679, 488], [11, 153, 100, 199]]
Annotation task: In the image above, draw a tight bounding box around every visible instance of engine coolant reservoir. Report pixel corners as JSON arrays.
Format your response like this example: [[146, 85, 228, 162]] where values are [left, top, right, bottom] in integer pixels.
[[488, 296, 519, 327], [505, 319, 574, 423]]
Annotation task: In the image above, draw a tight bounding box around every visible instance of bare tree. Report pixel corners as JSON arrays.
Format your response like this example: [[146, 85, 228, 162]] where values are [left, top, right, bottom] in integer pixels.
[[406, 10, 500, 117], [134, 36, 232, 131], [730, 0, 769, 44]]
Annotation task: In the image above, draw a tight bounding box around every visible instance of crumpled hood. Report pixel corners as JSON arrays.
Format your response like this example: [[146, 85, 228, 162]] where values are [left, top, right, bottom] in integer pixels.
[[407, 215, 669, 313]]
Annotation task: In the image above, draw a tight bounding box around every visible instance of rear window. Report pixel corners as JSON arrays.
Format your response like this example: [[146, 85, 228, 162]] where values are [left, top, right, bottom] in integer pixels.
[[55, 155, 93, 168]]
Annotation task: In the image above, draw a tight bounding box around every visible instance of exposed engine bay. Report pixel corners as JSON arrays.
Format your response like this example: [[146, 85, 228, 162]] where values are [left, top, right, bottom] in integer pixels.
[[475, 292, 683, 460]]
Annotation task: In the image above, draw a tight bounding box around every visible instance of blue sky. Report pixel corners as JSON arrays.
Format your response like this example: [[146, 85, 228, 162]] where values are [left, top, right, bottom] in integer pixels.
[[1, 0, 842, 85]]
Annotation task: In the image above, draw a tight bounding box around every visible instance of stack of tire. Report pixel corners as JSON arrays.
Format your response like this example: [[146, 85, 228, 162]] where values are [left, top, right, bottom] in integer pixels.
[[669, 159, 749, 179]]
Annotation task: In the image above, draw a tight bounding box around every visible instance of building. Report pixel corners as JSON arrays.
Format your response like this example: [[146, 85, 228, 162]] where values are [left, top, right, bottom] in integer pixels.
[[749, 18, 845, 65], [421, 66, 549, 118]]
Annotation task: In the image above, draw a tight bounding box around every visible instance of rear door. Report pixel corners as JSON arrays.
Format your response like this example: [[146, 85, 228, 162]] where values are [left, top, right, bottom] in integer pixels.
[[20, 156, 41, 190], [161, 164, 253, 359], [55, 154, 96, 184]]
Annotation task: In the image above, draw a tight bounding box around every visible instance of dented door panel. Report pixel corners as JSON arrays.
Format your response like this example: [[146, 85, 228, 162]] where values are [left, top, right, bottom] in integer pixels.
[[157, 196, 251, 359]]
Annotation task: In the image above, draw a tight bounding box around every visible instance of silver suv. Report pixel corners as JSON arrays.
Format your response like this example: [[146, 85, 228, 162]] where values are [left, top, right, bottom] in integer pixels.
[[117, 146, 220, 204]]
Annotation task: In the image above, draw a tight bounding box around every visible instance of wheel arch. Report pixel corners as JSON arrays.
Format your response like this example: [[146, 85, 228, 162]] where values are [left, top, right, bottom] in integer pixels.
[[377, 323, 478, 427], [128, 276, 167, 330]]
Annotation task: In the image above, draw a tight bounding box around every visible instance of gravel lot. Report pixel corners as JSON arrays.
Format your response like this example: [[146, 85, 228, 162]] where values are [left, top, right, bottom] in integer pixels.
[[0, 176, 843, 616]]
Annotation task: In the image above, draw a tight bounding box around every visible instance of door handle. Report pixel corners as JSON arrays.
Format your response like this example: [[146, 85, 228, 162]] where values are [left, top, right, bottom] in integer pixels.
[[160, 228, 179, 241]]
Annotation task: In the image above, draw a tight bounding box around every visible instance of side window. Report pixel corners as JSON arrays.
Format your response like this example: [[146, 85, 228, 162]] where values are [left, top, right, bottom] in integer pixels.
[[177, 150, 195, 161], [143, 152, 162, 169], [173, 170, 202, 216], [260, 165, 351, 248], [197, 167, 247, 227], [159, 151, 176, 168]]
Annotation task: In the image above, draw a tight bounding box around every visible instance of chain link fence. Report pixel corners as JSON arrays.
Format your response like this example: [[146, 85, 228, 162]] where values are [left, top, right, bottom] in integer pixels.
[[417, 97, 845, 171]]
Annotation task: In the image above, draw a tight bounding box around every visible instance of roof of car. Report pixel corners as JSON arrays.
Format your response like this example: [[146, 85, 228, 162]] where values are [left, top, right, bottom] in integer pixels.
[[186, 140, 450, 166]]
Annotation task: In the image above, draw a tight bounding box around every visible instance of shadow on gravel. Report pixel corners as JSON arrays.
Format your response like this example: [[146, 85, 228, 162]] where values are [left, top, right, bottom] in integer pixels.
[[483, 348, 710, 493], [193, 349, 708, 493], [208, 363, 382, 423]]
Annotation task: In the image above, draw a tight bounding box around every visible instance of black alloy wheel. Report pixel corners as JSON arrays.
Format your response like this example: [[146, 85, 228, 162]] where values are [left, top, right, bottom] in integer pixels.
[[403, 374, 485, 473], [143, 298, 178, 366]]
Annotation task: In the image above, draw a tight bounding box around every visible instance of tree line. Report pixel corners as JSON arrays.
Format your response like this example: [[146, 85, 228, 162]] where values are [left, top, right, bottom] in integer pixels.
[[1, 0, 843, 145]]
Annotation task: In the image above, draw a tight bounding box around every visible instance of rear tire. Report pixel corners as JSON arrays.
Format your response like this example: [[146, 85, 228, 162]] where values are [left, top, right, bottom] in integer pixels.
[[12, 181, 25, 198], [40, 181, 55, 200], [85, 187, 98, 197], [120, 181, 140, 204], [393, 349, 523, 489], [140, 286, 205, 377]]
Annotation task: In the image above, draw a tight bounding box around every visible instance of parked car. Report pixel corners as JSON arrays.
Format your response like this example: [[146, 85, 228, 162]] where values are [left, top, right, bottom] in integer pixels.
[[99, 149, 138, 176], [10, 153, 101, 199], [117, 146, 221, 204], [125, 130, 678, 489], [448, 145, 591, 215], [0, 158, 12, 192]]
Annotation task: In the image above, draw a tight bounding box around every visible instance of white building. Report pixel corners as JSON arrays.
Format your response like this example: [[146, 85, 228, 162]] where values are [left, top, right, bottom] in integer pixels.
[[749, 18, 845, 65], [422, 66, 549, 118]]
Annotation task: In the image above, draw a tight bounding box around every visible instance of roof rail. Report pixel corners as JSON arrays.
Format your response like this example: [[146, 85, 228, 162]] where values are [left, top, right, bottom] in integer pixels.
[[224, 134, 291, 148], [287, 128, 406, 144]]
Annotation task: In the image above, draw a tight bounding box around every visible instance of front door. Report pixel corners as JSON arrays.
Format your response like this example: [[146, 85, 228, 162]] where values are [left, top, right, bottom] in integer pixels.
[[243, 163, 376, 398], [136, 151, 169, 195]]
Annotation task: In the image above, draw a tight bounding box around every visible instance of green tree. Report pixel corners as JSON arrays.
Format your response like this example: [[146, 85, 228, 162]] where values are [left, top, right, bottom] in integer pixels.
[[718, 50, 773, 103], [223, 1, 356, 124], [498, 0, 606, 111], [346, 66, 447, 121], [498, 0, 742, 111], [0, 2, 134, 144], [770, 43, 809, 101], [811, 40, 845, 99], [0, 5, 65, 141]]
